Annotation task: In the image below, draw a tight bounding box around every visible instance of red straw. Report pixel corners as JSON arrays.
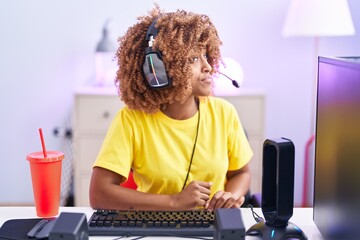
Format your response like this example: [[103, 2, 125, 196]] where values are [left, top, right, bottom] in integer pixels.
[[38, 128, 47, 157]]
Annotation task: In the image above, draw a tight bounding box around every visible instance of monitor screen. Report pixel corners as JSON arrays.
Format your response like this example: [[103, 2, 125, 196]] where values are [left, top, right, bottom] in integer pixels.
[[314, 56, 360, 240]]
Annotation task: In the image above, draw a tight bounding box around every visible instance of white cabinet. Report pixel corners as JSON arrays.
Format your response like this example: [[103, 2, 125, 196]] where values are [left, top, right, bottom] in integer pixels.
[[73, 87, 125, 206], [73, 87, 265, 206]]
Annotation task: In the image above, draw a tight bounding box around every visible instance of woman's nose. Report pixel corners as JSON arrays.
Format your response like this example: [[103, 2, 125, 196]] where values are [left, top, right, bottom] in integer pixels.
[[201, 56, 212, 73]]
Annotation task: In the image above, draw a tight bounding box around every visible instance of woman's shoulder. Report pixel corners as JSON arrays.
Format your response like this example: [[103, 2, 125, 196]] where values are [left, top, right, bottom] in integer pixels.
[[116, 105, 149, 121]]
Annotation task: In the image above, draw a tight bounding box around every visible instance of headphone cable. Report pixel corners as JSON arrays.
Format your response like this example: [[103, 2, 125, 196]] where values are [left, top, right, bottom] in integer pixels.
[[182, 100, 201, 190]]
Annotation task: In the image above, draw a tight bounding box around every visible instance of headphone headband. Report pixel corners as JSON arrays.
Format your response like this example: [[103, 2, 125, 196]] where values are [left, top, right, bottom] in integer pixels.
[[145, 17, 159, 42]]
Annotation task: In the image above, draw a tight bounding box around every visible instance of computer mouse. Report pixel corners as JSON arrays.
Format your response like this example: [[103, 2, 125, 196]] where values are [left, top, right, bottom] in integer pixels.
[[27, 218, 56, 239]]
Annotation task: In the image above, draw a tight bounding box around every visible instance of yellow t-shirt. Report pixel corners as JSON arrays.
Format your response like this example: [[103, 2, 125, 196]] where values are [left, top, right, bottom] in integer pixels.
[[93, 96, 253, 198]]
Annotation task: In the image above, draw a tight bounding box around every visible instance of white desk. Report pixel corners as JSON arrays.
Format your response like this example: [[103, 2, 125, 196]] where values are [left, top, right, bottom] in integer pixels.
[[0, 207, 323, 239]]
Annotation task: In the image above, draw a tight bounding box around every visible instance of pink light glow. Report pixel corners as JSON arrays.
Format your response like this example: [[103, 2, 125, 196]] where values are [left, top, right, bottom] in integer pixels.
[[95, 52, 118, 87]]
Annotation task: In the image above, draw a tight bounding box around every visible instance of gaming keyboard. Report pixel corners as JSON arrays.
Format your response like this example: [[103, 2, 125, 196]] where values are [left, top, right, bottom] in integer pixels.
[[88, 209, 215, 237]]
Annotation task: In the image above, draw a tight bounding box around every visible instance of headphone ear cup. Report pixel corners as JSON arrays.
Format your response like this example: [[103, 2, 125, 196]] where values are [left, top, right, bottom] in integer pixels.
[[143, 17, 172, 89], [143, 48, 171, 88]]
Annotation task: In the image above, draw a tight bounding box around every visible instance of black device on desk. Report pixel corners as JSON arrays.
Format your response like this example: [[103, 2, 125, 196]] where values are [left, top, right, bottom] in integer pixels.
[[88, 209, 215, 237], [28, 212, 88, 240], [88, 208, 246, 239], [246, 138, 307, 240], [314, 56, 360, 240], [0, 212, 88, 240]]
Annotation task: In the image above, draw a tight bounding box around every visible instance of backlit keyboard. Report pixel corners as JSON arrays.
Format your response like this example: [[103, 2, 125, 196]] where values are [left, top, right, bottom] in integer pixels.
[[88, 209, 215, 237]]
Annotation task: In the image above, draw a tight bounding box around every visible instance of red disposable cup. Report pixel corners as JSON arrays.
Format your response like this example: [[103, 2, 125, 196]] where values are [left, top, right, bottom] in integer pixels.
[[26, 151, 64, 217]]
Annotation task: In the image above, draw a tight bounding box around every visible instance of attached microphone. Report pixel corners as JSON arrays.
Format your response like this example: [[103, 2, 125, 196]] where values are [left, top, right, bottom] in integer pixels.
[[218, 72, 240, 88]]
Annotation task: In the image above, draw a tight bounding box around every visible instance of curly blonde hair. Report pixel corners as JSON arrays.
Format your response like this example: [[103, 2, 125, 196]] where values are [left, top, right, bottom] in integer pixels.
[[115, 4, 222, 113]]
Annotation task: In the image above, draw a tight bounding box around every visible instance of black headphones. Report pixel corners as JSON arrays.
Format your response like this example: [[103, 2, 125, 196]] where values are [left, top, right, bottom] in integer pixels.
[[142, 17, 172, 89]]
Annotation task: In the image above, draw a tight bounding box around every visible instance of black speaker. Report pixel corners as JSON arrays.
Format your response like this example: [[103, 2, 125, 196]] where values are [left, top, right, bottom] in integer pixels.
[[246, 138, 307, 240], [49, 212, 89, 240], [142, 17, 172, 89], [214, 208, 245, 240]]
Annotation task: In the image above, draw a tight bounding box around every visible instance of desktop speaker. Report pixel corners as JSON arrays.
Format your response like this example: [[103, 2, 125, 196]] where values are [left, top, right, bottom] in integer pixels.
[[246, 138, 307, 240], [49, 212, 89, 240], [214, 208, 245, 240]]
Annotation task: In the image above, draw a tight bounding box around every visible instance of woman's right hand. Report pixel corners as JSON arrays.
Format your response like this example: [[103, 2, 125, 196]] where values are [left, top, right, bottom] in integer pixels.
[[172, 181, 212, 210]]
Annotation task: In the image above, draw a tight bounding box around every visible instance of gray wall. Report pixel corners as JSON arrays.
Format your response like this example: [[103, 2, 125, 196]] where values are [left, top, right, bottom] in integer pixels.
[[1, 0, 359, 206]]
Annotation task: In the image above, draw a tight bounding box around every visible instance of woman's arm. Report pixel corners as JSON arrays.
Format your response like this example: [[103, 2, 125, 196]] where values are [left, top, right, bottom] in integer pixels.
[[89, 167, 212, 210], [225, 163, 251, 199], [205, 164, 251, 211]]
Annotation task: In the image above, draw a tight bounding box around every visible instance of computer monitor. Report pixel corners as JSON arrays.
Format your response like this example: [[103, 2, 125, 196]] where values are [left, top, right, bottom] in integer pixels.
[[314, 56, 360, 240]]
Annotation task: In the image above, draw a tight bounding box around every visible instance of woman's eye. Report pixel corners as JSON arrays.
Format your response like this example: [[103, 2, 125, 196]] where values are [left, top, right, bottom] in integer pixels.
[[190, 57, 199, 63], [190, 54, 207, 63]]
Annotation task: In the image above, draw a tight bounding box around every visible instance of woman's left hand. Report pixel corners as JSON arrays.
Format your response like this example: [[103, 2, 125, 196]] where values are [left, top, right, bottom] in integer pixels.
[[204, 190, 245, 211]]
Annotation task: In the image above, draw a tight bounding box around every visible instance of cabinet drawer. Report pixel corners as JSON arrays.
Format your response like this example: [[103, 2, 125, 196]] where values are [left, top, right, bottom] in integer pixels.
[[220, 95, 265, 133], [248, 136, 263, 194], [75, 174, 91, 206], [75, 95, 124, 133], [77, 137, 105, 171]]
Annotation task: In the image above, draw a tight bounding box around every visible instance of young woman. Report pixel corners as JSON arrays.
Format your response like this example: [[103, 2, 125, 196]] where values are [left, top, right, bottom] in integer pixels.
[[89, 4, 253, 211]]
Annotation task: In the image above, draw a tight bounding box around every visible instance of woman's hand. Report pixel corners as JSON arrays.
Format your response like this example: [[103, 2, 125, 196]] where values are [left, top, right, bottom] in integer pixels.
[[172, 181, 212, 210], [204, 164, 251, 211], [205, 190, 245, 211]]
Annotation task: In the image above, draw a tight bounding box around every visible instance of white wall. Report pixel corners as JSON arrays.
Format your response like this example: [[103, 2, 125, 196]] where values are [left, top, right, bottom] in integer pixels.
[[0, 0, 359, 206]]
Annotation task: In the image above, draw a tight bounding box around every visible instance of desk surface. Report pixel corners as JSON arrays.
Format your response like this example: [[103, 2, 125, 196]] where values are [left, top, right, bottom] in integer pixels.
[[0, 207, 323, 240]]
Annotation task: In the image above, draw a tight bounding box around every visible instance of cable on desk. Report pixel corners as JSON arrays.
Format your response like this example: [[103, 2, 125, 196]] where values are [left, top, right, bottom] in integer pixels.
[[129, 237, 145, 240], [165, 236, 211, 240], [112, 234, 131, 240], [247, 204, 264, 223], [113, 236, 145, 240], [112, 235, 211, 240]]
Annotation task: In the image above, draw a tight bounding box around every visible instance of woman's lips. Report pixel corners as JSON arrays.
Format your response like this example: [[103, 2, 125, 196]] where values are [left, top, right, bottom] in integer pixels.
[[201, 77, 212, 84]]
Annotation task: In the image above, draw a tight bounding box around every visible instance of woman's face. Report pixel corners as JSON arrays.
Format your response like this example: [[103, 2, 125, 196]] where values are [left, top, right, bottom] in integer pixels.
[[189, 52, 213, 97]]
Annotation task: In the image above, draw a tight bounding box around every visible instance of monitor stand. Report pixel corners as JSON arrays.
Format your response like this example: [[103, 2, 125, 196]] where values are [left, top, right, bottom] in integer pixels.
[[246, 221, 307, 240]]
